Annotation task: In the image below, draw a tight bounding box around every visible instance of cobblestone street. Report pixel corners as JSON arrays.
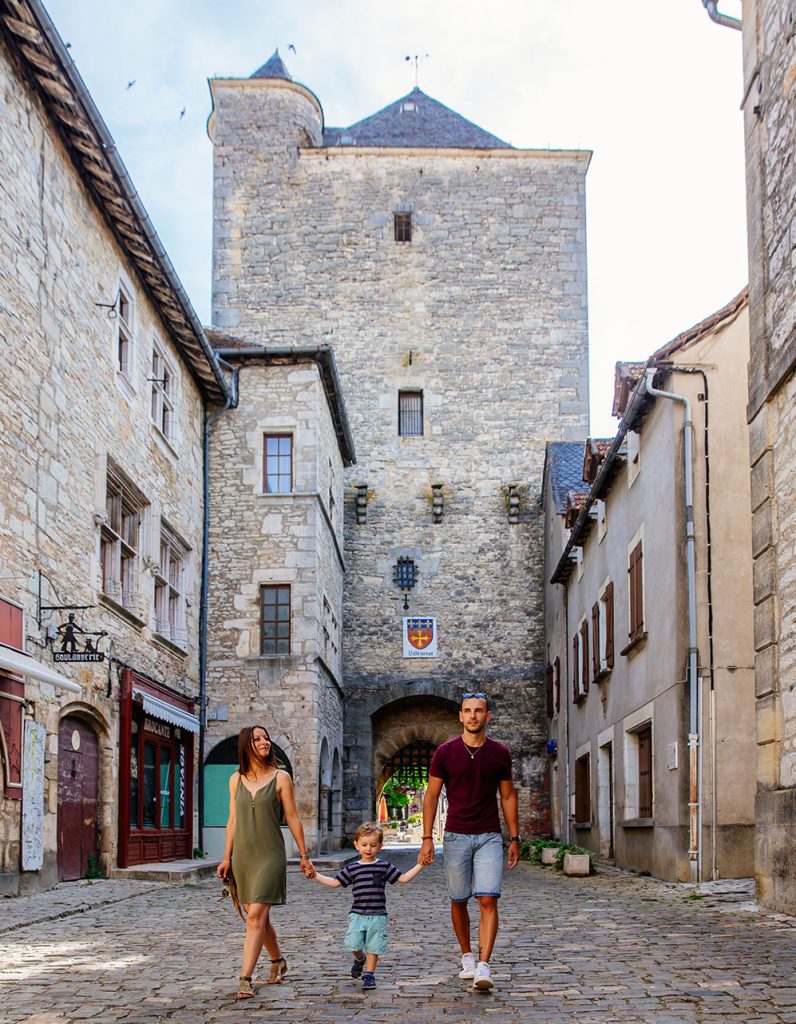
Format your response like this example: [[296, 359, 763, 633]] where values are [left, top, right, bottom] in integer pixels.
[[1, 850, 795, 1024]]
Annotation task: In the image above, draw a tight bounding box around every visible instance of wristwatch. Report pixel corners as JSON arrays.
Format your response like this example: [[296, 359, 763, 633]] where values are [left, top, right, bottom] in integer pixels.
[[508, 836, 521, 843], [421, 835, 433, 841]]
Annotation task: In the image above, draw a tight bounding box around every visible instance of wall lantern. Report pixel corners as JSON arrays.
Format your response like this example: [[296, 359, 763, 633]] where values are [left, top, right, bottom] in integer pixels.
[[392, 557, 417, 610]]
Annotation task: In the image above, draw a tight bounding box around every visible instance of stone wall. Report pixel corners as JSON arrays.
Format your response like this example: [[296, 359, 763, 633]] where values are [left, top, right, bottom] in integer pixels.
[[741, 0, 796, 912], [0, 33, 206, 893], [204, 360, 345, 850], [209, 72, 590, 838]]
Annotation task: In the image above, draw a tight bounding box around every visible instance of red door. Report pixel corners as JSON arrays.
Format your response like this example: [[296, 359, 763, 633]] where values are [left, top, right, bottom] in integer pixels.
[[57, 716, 99, 881]]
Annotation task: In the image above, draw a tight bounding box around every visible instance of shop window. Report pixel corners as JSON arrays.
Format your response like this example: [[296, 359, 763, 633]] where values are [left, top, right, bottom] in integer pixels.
[[129, 718, 139, 828], [261, 585, 291, 655], [150, 340, 177, 444], [264, 435, 293, 494], [100, 465, 146, 618], [153, 523, 189, 649], [398, 390, 423, 436], [575, 753, 591, 824]]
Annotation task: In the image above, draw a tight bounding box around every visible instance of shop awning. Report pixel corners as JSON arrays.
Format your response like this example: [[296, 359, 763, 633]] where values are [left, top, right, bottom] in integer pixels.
[[132, 688, 200, 734], [0, 645, 81, 693]]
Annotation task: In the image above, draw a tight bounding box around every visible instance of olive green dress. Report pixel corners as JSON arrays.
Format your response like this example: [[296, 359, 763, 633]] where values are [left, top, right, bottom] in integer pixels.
[[231, 774, 287, 906]]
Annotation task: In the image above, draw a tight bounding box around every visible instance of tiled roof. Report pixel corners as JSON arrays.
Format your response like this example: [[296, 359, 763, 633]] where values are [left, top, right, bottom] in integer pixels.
[[251, 50, 292, 81], [545, 442, 588, 515], [565, 491, 590, 529], [322, 87, 511, 149], [650, 287, 748, 363], [612, 362, 647, 419]]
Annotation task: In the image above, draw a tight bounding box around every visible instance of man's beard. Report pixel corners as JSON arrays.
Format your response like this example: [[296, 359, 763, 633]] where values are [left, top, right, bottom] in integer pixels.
[[463, 721, 486, 735]]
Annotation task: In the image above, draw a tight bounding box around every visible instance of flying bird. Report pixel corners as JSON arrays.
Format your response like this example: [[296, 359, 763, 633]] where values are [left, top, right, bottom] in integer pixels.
[[288, 44, 296, 54], [179, 107, 186, 119], [126, 79, 136, 90]]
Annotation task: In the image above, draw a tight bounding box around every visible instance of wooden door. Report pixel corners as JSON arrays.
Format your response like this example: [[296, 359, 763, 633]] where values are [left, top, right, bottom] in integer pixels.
[[57, 716, 99, 881]]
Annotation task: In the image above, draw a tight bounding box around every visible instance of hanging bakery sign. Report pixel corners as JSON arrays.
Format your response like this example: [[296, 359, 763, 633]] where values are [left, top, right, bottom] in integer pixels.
[[51, 614, 108, 663]]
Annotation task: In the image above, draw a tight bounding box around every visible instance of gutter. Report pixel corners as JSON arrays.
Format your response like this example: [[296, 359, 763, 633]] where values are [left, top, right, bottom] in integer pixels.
[[214, 345, 357, 467], [701, 0, 742, 30]]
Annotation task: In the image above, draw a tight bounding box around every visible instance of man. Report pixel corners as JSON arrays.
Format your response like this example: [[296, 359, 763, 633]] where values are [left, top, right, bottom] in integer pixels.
[[418, 693, 520, 991]]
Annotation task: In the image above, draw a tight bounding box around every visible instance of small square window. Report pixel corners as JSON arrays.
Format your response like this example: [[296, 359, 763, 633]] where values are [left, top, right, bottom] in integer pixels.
[[264, 435, 293, 493], [398, 391, 423, 436], [394, 212, 412, 243]]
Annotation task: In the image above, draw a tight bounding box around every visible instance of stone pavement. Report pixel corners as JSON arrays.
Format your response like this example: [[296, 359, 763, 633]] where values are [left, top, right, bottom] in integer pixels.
[[1, 850, 795, 1024]]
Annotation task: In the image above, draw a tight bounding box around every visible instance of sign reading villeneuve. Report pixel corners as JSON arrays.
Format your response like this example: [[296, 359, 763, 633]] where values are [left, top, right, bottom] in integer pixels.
[[402, 617, 437, 658]]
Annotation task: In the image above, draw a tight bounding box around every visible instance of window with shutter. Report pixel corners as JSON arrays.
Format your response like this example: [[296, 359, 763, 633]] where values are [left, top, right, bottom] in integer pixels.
[[545, 663, 554, 718], [398, 391, 423, 436], [573, 634, 579, 701], [554, 656, 561, 712], [628, 541, 644, 641], [580, 620, 589, 693], [575, 754, 591, 823], [591, 602, 600, 677], [604, 581, 615, 668], [638, 726, 653, 817]]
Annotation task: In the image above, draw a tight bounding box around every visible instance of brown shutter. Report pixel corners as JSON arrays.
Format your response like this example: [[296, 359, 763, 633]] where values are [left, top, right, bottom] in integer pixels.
[[575, 755, 591, 823], [605, 581, 615, 668], [591, 602, 600, 677], [573, 634, 579, 699], [545, 663, 554, 718], [554, 657, 561, 711], [629, 541, 644, 640], [581, 620, 589, 693]]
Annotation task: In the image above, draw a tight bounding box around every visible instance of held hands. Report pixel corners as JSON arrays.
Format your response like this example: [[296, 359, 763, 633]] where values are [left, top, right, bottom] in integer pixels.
[[300, 856, 316, 879], [418, 837, 435, 866]]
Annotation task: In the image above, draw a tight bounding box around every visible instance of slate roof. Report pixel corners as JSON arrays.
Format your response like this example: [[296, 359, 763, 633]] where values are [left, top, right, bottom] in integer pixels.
[[322, 87, 511, 149], [545, 442, 588, 515], [251, 50, 292, 81]]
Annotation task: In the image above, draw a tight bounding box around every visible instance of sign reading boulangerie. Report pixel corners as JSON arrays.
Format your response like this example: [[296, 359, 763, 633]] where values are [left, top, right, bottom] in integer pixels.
[[403, 617, 437, 658]]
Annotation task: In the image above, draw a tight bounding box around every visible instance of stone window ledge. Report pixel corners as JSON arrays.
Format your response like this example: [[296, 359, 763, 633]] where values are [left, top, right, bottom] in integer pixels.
[[618, 817, 654, 829], [620, 632, 648, 658], [98, 592, 145, 630], [573, 821, 592, 830], [153, 632, 188, 658], [594, 667, 612, 684], [244, 654, 299, 665]]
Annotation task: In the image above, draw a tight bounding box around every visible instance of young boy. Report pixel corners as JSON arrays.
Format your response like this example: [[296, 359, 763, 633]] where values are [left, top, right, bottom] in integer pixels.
[[313, 822, 424, 990]]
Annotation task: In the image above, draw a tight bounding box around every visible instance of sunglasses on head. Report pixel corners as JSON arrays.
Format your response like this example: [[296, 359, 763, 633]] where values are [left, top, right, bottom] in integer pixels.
[[462, 692, 487, 701]]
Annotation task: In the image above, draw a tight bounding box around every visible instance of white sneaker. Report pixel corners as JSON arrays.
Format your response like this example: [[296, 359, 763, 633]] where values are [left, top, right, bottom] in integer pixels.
[[473, 961, 494, 990], [458, 952, 476, 979]]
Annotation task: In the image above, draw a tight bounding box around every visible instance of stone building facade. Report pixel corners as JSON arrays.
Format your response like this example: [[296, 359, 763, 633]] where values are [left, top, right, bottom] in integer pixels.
[[739, 0, 796, 913], [0, 1, 228, 894], [207, 53, 591, 838], [202, 342, 354, 856], [545, 293, 756, 882]]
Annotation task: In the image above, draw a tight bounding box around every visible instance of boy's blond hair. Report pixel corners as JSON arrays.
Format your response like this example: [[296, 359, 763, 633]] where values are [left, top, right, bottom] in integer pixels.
[[354, 821, 384, 844]]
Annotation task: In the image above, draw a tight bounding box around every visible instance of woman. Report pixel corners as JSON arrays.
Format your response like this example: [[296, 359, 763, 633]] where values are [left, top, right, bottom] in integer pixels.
[[216, 725, 315, 999]]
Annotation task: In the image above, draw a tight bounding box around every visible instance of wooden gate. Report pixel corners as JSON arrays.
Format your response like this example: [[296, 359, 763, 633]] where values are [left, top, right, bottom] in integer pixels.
[[57, 716, 99, 881]]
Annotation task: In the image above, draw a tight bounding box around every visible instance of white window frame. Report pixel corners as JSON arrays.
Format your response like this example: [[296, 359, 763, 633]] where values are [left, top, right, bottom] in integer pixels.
[[627, 430, 641, 486], [114, 278, 136, 393], [153, 521, 189, 649], [575, 620, 588, 698], [100, 464, 146, 619], [150, 337, 178, 447], [622, 702, 654, 820], [598, 578, 611, 674]]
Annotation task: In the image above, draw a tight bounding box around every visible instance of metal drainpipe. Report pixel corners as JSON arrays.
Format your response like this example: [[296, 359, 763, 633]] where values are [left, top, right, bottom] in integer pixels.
[[642, 368, 702, 881], [198, 361, 239, 851], [701, 0, 742, 30], [562, 583, 572, 846]]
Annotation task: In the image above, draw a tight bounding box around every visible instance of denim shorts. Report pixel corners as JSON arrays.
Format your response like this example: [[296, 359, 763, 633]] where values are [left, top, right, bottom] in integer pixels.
[[345, 912, 389, 954], [443, 831, 504, 902]]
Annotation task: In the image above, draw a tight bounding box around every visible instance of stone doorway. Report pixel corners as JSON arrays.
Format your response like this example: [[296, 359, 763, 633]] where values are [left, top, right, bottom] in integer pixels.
[[57, 716, 99, 881], [371, 695, 459, 837]]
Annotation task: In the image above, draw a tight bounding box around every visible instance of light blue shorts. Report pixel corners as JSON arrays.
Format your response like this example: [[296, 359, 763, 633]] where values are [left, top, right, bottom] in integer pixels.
[[443, 831, 504, 902], [345, 912, 389, 954]]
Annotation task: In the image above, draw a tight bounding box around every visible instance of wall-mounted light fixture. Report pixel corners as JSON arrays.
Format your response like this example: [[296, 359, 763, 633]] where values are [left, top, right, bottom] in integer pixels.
[[392, 556, 417, 610]]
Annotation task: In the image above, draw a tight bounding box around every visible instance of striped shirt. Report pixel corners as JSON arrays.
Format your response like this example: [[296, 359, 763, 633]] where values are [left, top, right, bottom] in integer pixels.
[[335, 859, 402, 916]]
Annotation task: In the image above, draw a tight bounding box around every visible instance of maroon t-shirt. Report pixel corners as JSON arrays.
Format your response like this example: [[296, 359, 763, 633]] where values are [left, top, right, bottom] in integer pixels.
[[429, 736, 513, 835]]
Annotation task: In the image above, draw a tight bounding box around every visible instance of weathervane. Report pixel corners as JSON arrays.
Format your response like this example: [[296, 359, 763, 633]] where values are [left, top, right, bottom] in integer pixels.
[[405, 53, 429, 89]]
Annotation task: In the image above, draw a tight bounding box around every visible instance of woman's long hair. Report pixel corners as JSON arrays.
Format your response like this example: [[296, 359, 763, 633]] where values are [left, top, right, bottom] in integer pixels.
[[237, 724, 278, 777]]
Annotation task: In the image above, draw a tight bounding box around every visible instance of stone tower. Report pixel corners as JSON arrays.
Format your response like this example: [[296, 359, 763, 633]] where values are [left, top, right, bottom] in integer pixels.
[[208, 52, 591, 841]]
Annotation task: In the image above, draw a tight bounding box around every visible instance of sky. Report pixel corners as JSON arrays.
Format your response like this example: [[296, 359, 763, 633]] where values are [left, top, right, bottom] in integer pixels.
[[43, 0, 748, 438]]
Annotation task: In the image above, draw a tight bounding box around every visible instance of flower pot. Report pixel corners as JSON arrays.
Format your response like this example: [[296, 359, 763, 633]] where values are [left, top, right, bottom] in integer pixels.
[[563, 853, 590, 876]]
